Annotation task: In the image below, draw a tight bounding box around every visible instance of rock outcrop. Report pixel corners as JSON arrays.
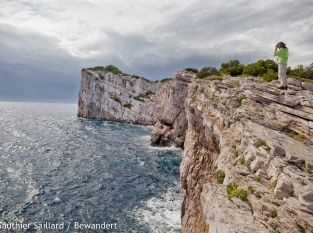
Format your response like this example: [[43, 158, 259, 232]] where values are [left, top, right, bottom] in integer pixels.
[[78, 70, 158, 125], [180, 77, 313, 233], [78, 69, 313, 233], [78, 69, 193, 147]]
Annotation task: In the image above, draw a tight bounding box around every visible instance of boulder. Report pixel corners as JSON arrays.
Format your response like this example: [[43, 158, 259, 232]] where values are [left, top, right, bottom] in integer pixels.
[[274, 176, 294, 199], [270, 145, 286, 157], [299, 192, 313, 212]]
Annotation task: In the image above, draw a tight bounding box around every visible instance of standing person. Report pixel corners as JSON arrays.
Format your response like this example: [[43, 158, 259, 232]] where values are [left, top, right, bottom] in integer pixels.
[[274, 42, 289, 89]]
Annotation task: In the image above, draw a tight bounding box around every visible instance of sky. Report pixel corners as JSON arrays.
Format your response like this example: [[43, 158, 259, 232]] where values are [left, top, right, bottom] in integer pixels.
[[0, 0, 313, 102]]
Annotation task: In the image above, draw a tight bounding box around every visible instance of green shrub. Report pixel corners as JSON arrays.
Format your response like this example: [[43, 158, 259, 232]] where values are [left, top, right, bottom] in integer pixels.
[[271, 230, 280, 233], [235, 189, 249, 201], [87, 65, 123, 74], [131, 75, 153, 83], [254, 175, 261, 182], [270, 208, 278, 218], [236, 95, 246, 106], [197, 66, 220, 79], [204, 75, 223, 81], [282, 127, 307, 142], [270, 180, 277, 190], [220, 60, 244, 76], [247, 186, 254, 194], [243, 59, 277, 77], [185, 67, 199, 73], [122, 102, 132, 109], [226, 182, 238, 195], [110, 95, 121, 103], [226, 182, 248, 201], [239, 157, 245, 165], [261, 69, 278, 82], [133, 91, 155, 102], [255, 139, 271, 152], [288, 63, 313, 80], [231, 145, 239, 158], [215, 170, 225, 184], [234, 82, 241, 88], [160, 78, 173, 82], [133, 96, 145, 102]]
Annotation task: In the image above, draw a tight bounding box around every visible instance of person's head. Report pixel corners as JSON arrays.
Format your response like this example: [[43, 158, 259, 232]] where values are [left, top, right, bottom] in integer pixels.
[[276, 42, 287, 49]]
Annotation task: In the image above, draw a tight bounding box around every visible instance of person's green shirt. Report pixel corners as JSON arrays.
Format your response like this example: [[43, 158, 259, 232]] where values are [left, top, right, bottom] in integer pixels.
[[274, 48, 288, 64]]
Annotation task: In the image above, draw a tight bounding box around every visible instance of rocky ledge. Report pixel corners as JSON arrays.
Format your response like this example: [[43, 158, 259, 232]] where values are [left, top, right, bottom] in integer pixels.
[[78, 69, 313, 233]]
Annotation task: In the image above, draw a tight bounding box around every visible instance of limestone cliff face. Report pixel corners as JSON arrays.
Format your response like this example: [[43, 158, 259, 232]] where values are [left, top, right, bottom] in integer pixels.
[[181, 77, 313, 233], [78, 69, 313, 233], [78, 70, 158, 125], [77, 69, 193, 146]]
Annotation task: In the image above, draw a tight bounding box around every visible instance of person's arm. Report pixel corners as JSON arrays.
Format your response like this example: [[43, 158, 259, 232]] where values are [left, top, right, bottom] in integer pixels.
[[274, 48, 281, 56]]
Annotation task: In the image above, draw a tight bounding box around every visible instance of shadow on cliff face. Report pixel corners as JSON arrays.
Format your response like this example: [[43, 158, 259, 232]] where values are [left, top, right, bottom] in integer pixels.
[[180, 103, 221, 233]]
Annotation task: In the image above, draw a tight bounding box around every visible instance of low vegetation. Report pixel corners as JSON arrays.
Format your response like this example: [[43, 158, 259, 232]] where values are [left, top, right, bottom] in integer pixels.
[[160, 78, 173, 82], [185, 67, 198, 73], [204, 75, 223, 81], [247, 186, 254, 194], [84, 65, 123, 75], [270, 180, 277, 190], [255, 139, 271, 152], [282, 127, 307, 142], [194, 59, 313, 82], [254, 175, 261, 182], [122, 102, 132, 109], [133, 91, 155, 102], [239, 157, 245, 165], [270, 208, 278, 218], [110, 95, 122, 103], [196, 67, 220, 79], [231, 145, 239, 158], [83, 65, 155, 83], [226, 182, 249, 202], [236, 95, 246, 107], [215, 170, 225, 184]]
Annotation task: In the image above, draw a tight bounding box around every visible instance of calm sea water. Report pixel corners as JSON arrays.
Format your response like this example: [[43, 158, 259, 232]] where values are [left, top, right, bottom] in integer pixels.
[[0, 102, 182, 233]]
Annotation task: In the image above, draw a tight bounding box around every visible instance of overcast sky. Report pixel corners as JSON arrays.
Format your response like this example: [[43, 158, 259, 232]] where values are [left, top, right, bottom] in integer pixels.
[[1, 0, 313, 102]]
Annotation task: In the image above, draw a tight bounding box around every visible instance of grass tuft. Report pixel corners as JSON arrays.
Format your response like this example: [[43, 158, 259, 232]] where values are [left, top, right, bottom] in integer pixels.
[[215, 170, 225, 184], [255, 139, 271, 152], [226, 182, 249, 202]]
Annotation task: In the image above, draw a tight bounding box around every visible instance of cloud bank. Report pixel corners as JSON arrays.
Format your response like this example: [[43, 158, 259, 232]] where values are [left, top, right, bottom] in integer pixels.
[[1, 0, 312, 102]]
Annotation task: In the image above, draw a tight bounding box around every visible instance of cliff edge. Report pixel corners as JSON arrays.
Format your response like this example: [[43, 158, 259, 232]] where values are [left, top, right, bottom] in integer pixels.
[[77, 69, 313, 233]]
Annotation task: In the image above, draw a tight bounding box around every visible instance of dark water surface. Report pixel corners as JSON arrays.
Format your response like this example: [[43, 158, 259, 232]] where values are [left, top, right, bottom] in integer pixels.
[[0, 102, 182, 233]]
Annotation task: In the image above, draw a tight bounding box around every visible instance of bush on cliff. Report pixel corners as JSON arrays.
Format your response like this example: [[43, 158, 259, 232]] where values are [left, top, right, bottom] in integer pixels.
[[261, 69, 278, 82], [243, 60, 278, 77], [185, 67, 199, 73], [226, 182, 249, 202], [160, 78, 173, 82], [110, 95, 122, 103], [85, 65, 123, 75], [288, 63, 313, 80], [220, 60, 244, 76], [197, 66, 220, 79], [215, 170, 225, 184]]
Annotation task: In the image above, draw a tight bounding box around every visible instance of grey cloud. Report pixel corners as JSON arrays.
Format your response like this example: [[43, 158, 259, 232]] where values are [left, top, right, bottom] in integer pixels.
[[0, 0, 313, 102]]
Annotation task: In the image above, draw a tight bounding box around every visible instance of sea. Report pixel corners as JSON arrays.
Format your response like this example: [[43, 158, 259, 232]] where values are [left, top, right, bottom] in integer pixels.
[[0, 102, 182, 233]]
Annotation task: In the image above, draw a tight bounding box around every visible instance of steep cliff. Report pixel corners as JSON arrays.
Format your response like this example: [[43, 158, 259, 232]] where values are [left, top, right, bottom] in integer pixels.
[[181, 77, 313, 233], [78, 69, 313, 233], [78, 69, 193, 147]]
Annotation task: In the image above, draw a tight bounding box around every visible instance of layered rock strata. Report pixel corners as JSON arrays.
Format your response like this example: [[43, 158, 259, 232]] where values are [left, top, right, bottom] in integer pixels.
[[181, 77, 313, 233], [78, 69, 313, 233], [78, 69, 193, 147]]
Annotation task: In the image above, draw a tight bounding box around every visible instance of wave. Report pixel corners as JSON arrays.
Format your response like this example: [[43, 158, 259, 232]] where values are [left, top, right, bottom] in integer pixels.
[[133, 184, 181, 233]]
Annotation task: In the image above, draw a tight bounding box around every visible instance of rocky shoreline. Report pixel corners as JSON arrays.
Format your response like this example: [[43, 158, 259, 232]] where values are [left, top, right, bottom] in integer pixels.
[[78, 69, 313, 233]]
